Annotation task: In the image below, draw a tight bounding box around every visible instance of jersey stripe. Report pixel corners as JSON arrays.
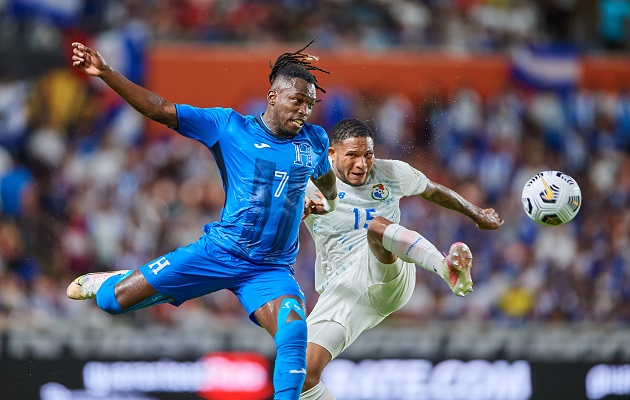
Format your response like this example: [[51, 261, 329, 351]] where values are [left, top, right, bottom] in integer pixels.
[[236, 158, 275, 251], [270, 165, 305, 254]]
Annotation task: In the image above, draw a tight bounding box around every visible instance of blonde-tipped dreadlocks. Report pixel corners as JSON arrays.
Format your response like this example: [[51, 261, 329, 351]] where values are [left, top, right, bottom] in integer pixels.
[[269, 40, 329, 94]]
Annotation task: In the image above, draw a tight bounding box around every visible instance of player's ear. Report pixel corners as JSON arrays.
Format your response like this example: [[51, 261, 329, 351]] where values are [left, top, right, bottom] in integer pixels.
[[328, 146, 335, 157], [268, 90, 277, 106]]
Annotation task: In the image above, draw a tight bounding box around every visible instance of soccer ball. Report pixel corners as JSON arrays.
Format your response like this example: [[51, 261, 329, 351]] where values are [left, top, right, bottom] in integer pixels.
[[521, 171, 581, 226]]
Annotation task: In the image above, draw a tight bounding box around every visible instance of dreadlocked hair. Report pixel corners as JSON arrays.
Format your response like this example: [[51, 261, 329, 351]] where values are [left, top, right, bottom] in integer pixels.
[[330, 118, 374, 144], [269, 39, 329, 94]]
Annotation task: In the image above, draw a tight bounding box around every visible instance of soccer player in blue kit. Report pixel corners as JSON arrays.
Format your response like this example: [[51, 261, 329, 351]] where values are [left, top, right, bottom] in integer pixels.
[[67, 41, 338, 400]]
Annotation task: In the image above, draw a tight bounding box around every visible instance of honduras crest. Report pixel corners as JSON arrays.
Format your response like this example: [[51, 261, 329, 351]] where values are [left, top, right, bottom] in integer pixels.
[[371, 183, 389, 200]]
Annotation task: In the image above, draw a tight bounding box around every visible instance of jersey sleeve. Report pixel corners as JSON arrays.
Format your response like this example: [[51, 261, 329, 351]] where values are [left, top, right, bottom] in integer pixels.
[[310, 125, 332, 179], [173, 105, 232, 147], [390, 159, 429, 196]]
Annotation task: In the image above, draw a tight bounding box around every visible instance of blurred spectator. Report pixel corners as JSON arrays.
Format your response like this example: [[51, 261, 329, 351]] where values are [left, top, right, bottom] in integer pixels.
[[0, 163, 37, 220], [374, 93, 414, 157], [0, 73, 30, 154], [0, 219, 40, 282], [599, 0, 630, 50]]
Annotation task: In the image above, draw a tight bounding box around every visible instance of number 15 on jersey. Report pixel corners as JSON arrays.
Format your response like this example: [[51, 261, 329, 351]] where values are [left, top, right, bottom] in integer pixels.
[[353, 207, 376, 229]]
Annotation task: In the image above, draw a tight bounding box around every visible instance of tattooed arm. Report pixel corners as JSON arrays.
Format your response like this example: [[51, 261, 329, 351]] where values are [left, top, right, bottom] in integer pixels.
[[420, 181, 504, 230]]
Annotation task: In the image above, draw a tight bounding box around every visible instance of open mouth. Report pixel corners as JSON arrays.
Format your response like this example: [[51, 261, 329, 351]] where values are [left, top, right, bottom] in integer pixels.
[[292, 119, 304, 128], [349, 171, 367, 183]]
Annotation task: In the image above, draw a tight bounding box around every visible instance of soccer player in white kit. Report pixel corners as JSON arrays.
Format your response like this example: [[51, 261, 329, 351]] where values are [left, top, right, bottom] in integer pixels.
[[299, 118, 504, 400]]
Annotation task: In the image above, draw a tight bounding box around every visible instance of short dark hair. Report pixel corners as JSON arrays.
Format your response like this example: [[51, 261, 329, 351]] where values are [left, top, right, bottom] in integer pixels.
[[269, 40, 329, 93], [330, 118, 374, 144]]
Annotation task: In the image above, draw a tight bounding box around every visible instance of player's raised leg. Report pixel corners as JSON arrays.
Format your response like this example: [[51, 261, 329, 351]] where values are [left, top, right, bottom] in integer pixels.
[[368, 216, 473, 296]]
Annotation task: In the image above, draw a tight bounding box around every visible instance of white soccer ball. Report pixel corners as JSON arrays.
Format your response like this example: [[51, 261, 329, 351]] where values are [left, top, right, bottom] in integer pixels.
[[521, 171, 582, 226]]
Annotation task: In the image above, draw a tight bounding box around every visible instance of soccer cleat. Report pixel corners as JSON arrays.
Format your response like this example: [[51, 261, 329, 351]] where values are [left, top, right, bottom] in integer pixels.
[[442, 242, 473, 297], [66, 270, 131, 300]]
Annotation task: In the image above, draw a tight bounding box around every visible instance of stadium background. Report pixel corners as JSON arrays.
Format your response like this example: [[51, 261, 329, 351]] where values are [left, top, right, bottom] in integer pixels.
[[0, 1, 629, 399]]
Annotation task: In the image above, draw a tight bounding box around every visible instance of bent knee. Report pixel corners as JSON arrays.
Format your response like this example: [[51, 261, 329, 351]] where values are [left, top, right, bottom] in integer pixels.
[[367, 216, 389, 232], [367, 216, 393, 241], [283, 319, 308, 347], [274, 298, 308, 346], [278, 315, 308, 342]]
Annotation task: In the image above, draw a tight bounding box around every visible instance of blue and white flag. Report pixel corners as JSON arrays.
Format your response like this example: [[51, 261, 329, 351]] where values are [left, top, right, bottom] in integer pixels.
[[9, 0, 82, 27], [511, 44, 581, 92]]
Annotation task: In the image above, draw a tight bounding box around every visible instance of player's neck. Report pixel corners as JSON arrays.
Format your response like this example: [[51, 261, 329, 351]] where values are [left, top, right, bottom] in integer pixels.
[[261, 113, 294, 140]]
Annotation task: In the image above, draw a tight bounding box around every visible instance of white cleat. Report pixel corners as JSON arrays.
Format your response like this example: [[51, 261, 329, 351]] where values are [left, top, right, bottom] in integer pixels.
[[442, 242, 473, 297], [66, 270, 130, 300]]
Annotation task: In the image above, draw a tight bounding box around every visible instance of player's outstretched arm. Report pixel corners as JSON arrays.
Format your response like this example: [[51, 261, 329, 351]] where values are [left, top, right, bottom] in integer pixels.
[[310, 169, 338, 212], [420, 180, 504, 230], [71, 42, 178, 128]]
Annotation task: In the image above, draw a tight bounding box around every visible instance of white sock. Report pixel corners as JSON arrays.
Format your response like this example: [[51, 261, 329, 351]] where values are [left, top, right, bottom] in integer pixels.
[[382, 224, 445, 275], [300, 382, 337, 400]]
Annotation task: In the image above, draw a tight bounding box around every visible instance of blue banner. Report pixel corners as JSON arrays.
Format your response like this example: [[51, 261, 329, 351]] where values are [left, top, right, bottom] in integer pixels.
[[511, 44, 580, 93]]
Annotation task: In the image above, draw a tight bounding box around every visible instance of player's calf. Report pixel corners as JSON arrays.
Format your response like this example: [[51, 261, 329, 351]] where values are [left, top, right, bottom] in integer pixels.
[[273, 298, 308, 399], [381, 223, 444, 274]]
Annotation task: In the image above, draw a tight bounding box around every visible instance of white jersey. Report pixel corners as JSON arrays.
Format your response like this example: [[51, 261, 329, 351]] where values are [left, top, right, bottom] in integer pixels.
[[304, 158, 428, 293]]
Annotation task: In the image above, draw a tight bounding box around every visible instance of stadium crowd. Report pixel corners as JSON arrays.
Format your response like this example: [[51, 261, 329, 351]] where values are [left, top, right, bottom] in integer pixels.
[[0, 0, 629, 332]]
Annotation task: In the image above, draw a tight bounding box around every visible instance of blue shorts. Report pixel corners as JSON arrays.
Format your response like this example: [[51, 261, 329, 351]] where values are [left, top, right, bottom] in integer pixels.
[[138, 235, 305, 325]]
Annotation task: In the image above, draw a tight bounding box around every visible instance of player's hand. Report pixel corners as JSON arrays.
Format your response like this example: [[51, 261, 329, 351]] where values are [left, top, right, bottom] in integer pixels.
[[474, 208, 504, 230], [302, 192, 329, 220], [302, 195, 315, 220], [72, 42, 107, 77]]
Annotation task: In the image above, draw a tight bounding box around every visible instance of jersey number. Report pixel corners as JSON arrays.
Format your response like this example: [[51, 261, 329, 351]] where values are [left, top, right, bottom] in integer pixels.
[[274, 171, 289, 197], [237, 159, 304, 254], [353, 207, 376, 229]]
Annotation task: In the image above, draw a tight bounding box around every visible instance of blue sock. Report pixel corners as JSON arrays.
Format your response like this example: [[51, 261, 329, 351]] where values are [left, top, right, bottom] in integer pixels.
[[95, 271, 173, 315], [272, 298, 307, 399], [95, 275, 124, 315]]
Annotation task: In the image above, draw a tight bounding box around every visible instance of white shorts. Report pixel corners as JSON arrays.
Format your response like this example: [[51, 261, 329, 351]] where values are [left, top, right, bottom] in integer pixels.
[[306, 249, 416, 359]]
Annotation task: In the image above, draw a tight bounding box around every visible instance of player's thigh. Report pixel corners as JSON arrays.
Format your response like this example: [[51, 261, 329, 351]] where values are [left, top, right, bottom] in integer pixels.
[[138, 237, 239, 305], [366, 251, 416, 316], [307, 260, 382, 359], [308, 297, 384, 359], [307, 319, 348, 362], [234, 265, 306, 327]]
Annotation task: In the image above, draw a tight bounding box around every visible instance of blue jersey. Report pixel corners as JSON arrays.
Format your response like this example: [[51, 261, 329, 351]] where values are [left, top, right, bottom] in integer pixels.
[[174, 105, 331, 266]]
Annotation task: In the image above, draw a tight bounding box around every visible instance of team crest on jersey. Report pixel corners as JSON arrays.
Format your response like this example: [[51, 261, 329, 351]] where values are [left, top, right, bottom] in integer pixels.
[[293, 141, 313, 167], [371, 183, 389, 200]]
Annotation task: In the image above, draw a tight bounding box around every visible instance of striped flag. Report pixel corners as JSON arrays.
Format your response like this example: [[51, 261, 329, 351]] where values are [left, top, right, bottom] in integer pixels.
[[511, 44, 581, 92]]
